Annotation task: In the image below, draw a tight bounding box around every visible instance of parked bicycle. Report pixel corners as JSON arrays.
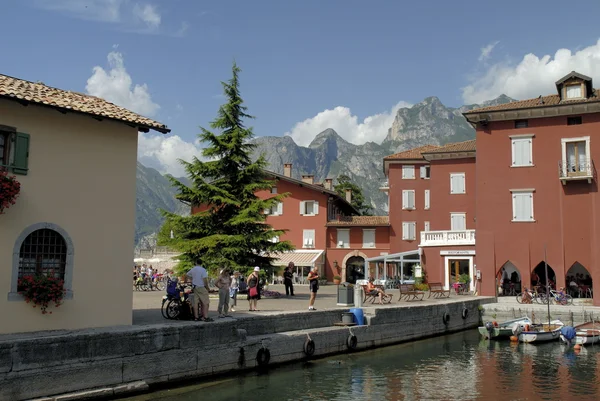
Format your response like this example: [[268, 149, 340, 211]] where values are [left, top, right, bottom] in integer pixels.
[[161, 278, 194, 320]]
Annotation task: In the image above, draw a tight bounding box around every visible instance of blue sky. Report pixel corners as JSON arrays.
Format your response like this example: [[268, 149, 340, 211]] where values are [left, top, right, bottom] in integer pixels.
[[3, 0, 600, 175]]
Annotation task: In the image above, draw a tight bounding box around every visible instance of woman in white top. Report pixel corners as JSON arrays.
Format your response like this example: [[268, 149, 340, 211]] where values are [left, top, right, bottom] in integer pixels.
[[229, 271, 240, 312]]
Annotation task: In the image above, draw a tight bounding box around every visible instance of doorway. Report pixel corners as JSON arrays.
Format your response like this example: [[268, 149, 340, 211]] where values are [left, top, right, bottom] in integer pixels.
[[444, 256, 474, 291], [345, 256, 365, 284]]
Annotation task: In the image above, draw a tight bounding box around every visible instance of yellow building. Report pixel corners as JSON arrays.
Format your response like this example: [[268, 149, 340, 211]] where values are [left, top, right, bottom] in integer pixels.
[[0, 74, 169, 334]]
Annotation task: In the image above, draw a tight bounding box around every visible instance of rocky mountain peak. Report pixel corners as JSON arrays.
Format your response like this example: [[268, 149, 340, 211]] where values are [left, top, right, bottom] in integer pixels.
[[308, 128, 348, 148]]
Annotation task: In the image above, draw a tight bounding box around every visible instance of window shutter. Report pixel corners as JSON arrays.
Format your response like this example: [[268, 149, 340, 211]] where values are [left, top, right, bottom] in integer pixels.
[[314, 201, 319, 215], [402, 222, 408, 239], [402, 191, 408, 209], [424, 190, 430, 209], [526, 139, 533, 165], [264, 208, 270, 215], [420, 166, 426, 178], [424, 221, 430, 231], [460, 214, 466, 230], [300, 201, 305, 215], [408, 191, 415, 209], [410, 223, 416, 240], [13, 132, 30, 175], [277, 202, 283, 215], [513, 194, 525, 220], [459, 174, 465, 193], [450, 175, 455, 193]]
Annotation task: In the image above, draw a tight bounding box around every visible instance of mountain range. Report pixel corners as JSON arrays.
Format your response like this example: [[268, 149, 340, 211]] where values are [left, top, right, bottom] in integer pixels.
[[134, 94, 515, 248]]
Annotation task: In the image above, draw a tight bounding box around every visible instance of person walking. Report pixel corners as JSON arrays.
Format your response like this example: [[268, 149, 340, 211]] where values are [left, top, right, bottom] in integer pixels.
[[283, 262, 295, 296], [229, 271, 240, 312], [307, 266, 319, 310], [186, 264, 213, 322], [215, 268, 232, 318], [247, 267, 262, 311]]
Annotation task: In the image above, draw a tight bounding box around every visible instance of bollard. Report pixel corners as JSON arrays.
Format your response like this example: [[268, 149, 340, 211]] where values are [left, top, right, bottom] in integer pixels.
[[354, 285, 363, 308]]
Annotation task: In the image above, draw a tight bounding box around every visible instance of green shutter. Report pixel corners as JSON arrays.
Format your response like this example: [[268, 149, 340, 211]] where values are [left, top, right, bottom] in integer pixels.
[[12, 132, 30, 175]]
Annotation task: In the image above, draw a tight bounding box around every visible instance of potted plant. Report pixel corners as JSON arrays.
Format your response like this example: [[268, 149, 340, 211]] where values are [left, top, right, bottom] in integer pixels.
[[333, 275, 342, 285], [0, 169, 21, 214], [18, 274, 66, 314]]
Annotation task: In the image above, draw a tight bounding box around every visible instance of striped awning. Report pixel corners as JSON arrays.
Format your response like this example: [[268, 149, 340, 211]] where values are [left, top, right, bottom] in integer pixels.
[[270, 250, 324, 267]]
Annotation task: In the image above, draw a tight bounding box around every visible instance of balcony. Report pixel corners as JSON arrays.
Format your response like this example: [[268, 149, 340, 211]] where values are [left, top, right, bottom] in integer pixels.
[[558, 159, 596, 184], [379, 181, 389, 192], [420, 230, 476, 247]]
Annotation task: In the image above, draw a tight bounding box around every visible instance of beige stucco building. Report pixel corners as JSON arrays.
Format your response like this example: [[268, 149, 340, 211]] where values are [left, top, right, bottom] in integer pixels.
[[0, 74, 169, 334]]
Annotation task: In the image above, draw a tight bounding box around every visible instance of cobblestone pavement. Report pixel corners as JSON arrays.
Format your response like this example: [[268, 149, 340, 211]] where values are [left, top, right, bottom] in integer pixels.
[[132, 284, 483, 325]]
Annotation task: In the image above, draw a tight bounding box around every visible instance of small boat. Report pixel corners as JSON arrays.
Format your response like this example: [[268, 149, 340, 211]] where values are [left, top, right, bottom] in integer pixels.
[[478, 316, 532, 340], [559, 321, 600, 346], [518, 320, 564, 343]]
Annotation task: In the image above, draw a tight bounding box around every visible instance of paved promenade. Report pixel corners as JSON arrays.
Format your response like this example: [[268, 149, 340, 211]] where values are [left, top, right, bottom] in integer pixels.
[[133, 283, 484, 325]]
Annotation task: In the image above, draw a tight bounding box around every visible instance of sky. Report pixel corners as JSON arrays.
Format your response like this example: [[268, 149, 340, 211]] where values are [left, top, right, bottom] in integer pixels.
[[3, 0, 600, 176]]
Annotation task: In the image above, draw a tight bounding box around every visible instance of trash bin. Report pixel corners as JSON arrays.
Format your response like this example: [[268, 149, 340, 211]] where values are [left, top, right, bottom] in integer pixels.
[[337, 283, 355, 306]]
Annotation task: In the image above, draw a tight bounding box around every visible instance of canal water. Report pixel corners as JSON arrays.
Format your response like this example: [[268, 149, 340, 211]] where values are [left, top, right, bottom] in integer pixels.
[[120, 330, 600, 401]]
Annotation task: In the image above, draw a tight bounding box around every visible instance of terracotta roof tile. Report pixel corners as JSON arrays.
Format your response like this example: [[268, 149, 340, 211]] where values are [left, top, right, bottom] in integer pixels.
[[465, 91, 600, 114], [383, 145, 439, 160], [327, 215, 390, 226], [0, 74, 169, 133], [422, 139, 476, 154]]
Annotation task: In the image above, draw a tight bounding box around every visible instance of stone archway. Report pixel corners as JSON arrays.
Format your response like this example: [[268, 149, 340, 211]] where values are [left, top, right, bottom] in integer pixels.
[[341, 250, 369, 284], [566, 262, 593, 298], [532, 261, 556, 289], [497, 261, 522, 296]]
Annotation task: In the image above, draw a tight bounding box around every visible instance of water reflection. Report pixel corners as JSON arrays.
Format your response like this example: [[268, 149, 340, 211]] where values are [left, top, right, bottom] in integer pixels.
[[121, 331, 600, 401]]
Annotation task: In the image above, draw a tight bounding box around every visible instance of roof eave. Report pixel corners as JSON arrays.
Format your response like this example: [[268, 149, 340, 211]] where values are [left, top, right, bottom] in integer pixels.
[[462, 99, 600, 122]]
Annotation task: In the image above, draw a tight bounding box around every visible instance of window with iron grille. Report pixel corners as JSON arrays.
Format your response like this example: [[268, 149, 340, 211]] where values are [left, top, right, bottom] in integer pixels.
[[17, 229, 67, 289]]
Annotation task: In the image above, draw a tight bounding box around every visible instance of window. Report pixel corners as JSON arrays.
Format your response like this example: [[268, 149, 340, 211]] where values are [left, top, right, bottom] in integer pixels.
[[561, 136, 591, 176], [0, 128, 30, 175], [270, 236, 280, 243], [566, 84, 582, 99], [303, 229, 315, 248], [402, 190, 415, 209], [515, 120, 529, 129], [402, 222, 416, 240], [568, 116, 582, 125], [337, 229, 349, 248], [511, 190, 534, 222], [402, 165, 415, 179], [264, 202, 283, 216], [510, 135, 533, 167], [450, 173, 465, 194], [424, 190, 430, 210], [300, 200, 319, 216], [450, 213, 466, 231], [362, 229, 375, 248], [420, 165, 430, 179], [270, 187, 278, 194], [424, 221, 430, 232]]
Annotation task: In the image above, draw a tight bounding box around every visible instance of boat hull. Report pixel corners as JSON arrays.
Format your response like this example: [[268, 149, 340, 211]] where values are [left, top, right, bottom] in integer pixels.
[[560, 330, 600, 345], [478, 317, 531, 340]]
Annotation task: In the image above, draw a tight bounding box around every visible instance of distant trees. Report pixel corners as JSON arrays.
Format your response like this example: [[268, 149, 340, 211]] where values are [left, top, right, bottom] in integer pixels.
[[334, 175, 373, 215]]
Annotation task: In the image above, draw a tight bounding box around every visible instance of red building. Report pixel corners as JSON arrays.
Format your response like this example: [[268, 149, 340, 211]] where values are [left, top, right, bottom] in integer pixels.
[[191, 163, 390, 282], [464, 71, 598, 304], [378, 141, 477, 290]]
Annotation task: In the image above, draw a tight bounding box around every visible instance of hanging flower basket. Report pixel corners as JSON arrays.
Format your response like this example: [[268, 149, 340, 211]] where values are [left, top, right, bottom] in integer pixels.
[[18, 275, 66, 314], [0, 169, 21, 214]]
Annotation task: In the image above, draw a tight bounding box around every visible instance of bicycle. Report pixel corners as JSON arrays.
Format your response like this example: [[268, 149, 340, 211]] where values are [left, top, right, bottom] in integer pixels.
[[549, 289, 573, 305], [516, 288, 544, 304]]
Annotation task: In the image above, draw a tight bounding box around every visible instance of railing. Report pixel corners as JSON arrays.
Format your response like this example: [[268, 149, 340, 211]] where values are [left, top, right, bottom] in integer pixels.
[[379, 181, 389, 192], [558, 158, 595, 183], [420, 230, 476, 247]]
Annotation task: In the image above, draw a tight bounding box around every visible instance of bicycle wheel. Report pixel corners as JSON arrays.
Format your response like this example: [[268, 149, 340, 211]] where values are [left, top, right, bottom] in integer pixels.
[[564, 294, 574, 305], [165, 299, 181, 319], [160, 296, 170, 319], [516, 293, 524, 304], [156, 281, 166, 291], [536, 293, 549, 304]]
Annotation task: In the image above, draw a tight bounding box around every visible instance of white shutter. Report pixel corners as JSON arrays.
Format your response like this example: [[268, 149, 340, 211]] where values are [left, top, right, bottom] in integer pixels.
[[459, 174, 465, 193], [264, 208, 270, 215], [409, 223, 416, 240], [402, 222, 408, 240], [424, 190, 430, 209], [513, 140, 523, 166], [460, 214, 466, 230], [408, 191, 415, 209], [300, 201, 305, 215], [420, 166, 426, 178], [450, 175, 456, 193], [314, 201, 319, 215], [451, 213, 466, 230], [424, 221, 430, 231], [402, 165, 414, 179], [277, 202, 283, 215], [402, 191, 408, 209], [513, 193, 532, 221]]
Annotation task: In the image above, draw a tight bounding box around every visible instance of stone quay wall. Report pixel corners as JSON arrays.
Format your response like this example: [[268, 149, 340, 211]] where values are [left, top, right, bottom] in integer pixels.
[[1, 298, 495, 401], [481, 302, 600, 326]]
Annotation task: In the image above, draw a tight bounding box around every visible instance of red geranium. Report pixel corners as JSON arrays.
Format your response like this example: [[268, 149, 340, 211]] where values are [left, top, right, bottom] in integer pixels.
[[0, 168, 20, 214], [18, 274, 66, 314]]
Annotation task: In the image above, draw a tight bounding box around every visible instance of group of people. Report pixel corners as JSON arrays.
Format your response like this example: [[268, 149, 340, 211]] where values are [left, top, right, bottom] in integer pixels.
[[184, 262, 322, 322]]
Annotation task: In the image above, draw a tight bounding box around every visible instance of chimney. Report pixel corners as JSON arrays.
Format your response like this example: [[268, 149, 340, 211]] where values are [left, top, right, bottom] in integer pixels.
[[301, 175, 314, 185], [324, 178, 333, 190], [283, 163, 292, 178], [345, 188, 352, 203]]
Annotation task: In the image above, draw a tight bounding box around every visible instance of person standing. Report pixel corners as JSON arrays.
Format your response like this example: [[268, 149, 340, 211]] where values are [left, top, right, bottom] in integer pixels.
[[229, 271, 240, 312], [283, 262, 295, 296], [215, 268, 232, 318], [247, 267, 262, 311], [307, 266, 319, 310], [186, 265, 213, 322]]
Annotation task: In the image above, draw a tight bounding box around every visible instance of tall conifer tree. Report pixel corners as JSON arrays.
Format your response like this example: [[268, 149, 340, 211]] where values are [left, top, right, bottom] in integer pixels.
[[161, 63, 294, 274]]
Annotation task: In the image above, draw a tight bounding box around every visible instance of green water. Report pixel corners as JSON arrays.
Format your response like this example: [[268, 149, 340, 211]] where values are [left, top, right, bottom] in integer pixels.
[[120, 330, 600, 401]]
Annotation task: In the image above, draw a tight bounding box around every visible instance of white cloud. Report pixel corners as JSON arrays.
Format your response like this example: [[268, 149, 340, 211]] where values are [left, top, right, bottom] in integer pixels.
[[463, 39, 600, 104], [138, 133, 204, 177], [285, 101, 411, 146], [479, 41, 499, 62], [86, 51, 160, 117], [133, 3, 161, 30]]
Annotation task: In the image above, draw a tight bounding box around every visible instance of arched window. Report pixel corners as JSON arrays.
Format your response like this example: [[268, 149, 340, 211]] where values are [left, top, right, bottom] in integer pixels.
[[9, 223, 74, 300]]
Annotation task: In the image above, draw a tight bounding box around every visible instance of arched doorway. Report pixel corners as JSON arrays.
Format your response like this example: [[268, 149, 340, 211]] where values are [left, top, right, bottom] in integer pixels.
[[532, 261, 556, 289], [566, 262, 593, 298], [497, 261, 522, 296], [345, 256, 365, 284]]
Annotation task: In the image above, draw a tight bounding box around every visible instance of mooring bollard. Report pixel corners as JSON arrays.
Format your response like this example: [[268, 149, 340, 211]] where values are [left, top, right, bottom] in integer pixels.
[[354, 285, 363, 308]]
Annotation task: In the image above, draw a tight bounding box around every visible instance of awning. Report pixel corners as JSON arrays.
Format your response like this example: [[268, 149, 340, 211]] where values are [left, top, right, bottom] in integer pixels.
[[270, 250, 324, 267], [366, 249, 420, 263]]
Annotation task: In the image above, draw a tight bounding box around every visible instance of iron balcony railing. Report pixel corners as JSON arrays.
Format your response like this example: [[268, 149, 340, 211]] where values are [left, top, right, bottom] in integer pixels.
[[558, 158, 596, 183]]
